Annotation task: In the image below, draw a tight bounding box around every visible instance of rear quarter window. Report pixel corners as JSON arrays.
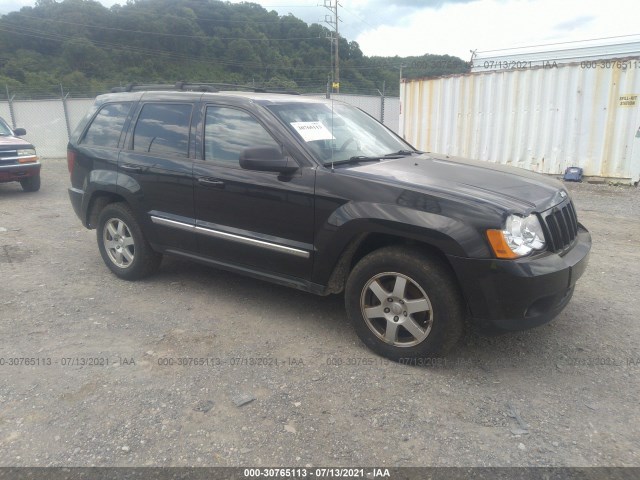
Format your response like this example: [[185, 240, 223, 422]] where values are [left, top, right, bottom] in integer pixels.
[[81, 102, 132, 148]]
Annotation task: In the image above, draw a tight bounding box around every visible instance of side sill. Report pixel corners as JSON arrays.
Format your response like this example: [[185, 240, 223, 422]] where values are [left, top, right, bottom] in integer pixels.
[[164, 248, 329, 296]]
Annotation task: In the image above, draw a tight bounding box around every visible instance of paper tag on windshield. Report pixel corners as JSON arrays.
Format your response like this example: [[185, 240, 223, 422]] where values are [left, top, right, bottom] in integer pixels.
[[290, 122, 335, 142]]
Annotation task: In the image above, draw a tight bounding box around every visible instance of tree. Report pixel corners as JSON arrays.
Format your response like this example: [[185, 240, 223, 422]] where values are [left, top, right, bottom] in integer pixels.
[[0, 0, 470, 95], [61, 38, 109, 77]]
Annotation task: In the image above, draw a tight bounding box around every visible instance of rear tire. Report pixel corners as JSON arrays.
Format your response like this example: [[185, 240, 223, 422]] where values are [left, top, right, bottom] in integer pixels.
[[20, 175, 40, 192], [96, 203, 161, 280], [345, 246, 464, 362]]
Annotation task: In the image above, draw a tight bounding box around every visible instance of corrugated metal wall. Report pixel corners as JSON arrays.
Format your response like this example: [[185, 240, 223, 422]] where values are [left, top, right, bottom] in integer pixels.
[[400, 63, 640, 183]]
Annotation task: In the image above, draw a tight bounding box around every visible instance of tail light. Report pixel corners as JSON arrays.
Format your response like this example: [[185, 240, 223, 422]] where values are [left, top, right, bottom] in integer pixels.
[[67, 149, 76, 176]]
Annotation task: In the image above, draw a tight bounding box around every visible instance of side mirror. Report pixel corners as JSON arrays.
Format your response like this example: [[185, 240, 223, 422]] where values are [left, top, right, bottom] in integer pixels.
[[239, 146, 298, 174], [13, 128, 27, 136]]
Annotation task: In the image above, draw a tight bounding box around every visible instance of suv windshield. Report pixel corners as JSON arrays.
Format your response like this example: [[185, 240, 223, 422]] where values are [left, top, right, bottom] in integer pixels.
[[0, 118, 13, 136], [267, 102, 414, 165]]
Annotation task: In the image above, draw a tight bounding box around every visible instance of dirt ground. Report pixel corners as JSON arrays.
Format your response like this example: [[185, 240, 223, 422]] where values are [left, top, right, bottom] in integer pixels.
[[0, 158, 638, 467]]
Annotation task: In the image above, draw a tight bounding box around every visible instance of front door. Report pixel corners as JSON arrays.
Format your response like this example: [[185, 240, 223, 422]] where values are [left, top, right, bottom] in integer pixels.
[[193, 105, 315, 279]]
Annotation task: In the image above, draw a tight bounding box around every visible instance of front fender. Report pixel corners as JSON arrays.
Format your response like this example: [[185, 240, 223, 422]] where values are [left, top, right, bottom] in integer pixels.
[[311, 201, 492, 286]]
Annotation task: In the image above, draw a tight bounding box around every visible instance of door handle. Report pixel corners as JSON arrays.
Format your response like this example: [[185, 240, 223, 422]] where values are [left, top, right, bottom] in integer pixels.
[[120, 163, 143, 173], [198, 177, 225, 188]]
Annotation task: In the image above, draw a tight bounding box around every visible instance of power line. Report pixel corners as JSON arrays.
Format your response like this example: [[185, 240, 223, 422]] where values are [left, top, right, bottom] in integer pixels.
[[5, 8, 311, 25], [338, 4, 377, 31], [2, 13, 324, 41], [0, 23, 460, 75], [0, 24, 334, 72], [477, 32, 640, 54], [0, 25, 441, 74]]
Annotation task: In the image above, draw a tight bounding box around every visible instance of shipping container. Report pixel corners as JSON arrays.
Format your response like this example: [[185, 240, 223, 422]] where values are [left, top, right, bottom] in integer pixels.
[[471, 36, 640, 72], [400, 59, 640, 184]]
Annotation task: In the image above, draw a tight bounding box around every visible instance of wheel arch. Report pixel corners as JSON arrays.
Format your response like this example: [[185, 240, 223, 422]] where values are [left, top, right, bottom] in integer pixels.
[[324, 230, 461, 296], [85, 190, 128, 229]]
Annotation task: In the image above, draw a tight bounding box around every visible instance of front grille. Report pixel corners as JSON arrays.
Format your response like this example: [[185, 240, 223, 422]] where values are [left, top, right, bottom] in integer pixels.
[[0, 149, 18, 159], [0, 150, 19, 165], [541, 201, 579, 252]]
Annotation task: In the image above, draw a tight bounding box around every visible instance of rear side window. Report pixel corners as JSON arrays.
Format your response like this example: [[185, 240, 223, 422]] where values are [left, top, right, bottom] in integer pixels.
[[82, 102, 132, 148], [133, 103, 193, 157]]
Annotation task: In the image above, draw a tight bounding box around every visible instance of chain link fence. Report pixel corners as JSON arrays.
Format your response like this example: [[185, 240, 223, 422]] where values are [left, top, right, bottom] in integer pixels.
[[1, 86, 96, 157], [1, 84, 400, 158]]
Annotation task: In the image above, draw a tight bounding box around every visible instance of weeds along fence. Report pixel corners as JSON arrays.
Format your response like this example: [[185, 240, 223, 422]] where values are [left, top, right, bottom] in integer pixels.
[[1, 85, 400, 158]]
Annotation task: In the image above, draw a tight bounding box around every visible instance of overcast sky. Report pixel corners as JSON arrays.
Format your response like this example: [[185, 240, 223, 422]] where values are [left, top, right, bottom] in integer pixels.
[[1, 0, 638, 60]]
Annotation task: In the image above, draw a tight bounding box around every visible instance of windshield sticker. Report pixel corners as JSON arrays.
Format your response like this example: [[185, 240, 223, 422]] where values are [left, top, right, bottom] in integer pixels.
[[290, 122, 335, 142]]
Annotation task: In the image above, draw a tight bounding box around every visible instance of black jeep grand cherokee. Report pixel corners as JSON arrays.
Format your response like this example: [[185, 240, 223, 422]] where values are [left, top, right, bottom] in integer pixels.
[[68, 84, 591, 360]]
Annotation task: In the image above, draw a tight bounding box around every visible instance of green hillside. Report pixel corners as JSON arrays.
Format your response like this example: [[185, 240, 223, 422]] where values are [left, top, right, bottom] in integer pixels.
[[0, 0, 470, 97]]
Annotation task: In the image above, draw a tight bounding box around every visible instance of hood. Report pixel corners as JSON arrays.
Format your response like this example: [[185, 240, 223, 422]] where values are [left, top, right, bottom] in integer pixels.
[[0, 135, 33, 149], [338, 153, 568, 213]]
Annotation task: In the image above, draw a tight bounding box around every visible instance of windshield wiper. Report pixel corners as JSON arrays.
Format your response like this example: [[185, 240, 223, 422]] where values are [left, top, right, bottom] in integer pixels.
[[386, 149, 423, 156], [326, 150, 423, 166], [327, 155, 387, 166], [350, 155, 389, 162]]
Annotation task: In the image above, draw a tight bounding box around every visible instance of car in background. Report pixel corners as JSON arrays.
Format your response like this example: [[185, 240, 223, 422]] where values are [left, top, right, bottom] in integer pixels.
[[0, 116, 40, 192]]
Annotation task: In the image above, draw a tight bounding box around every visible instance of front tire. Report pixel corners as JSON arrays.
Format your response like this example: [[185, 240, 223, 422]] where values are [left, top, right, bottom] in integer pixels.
[[345, 246, 464, 361], [20, 175, 40, 192], [96, 203, 161, 280]]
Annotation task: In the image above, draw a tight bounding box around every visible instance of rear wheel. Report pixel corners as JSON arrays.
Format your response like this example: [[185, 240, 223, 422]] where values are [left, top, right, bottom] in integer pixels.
[[345, 246, 464, 361], [96, 203, 161, 280], [20, 175, 40, 192]]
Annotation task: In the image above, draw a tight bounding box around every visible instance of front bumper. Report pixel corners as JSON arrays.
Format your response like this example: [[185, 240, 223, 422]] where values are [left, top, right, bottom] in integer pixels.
[[447, 225, 591, 332], [0, 161, 41, 183]]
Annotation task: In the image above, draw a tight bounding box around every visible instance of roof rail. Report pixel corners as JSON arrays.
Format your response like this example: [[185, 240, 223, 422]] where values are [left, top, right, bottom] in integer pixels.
[[110, 82, 300, 95], [213, 83, 301, 95], [110, 82, 217, 93]]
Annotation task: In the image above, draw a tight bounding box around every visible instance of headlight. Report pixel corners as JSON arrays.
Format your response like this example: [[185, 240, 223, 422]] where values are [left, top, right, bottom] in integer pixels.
[[17, 148, 36, 157], [487, 214, 546, 259], [17, 148, 38, 164]]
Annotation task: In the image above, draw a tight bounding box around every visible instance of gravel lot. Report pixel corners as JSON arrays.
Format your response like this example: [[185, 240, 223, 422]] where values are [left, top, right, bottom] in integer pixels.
[[0, 158, 639, 467]]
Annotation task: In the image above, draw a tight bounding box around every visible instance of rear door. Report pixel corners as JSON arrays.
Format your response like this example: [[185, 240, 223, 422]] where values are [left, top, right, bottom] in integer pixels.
[[192, 103, 315, 279], [118, 101, 197, 252]]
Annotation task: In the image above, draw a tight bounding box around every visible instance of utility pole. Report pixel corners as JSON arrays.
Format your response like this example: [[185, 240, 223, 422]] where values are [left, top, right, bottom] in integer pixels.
[[324, 0, 340, 93], [398, 63, 406, 97]]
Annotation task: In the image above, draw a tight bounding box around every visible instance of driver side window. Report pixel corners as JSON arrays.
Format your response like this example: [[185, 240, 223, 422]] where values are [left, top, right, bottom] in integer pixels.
[[204, 107, 279, 166]]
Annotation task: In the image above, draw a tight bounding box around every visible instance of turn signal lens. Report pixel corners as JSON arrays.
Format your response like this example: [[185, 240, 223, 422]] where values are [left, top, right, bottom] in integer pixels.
[[486, 229, 520, 259]]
